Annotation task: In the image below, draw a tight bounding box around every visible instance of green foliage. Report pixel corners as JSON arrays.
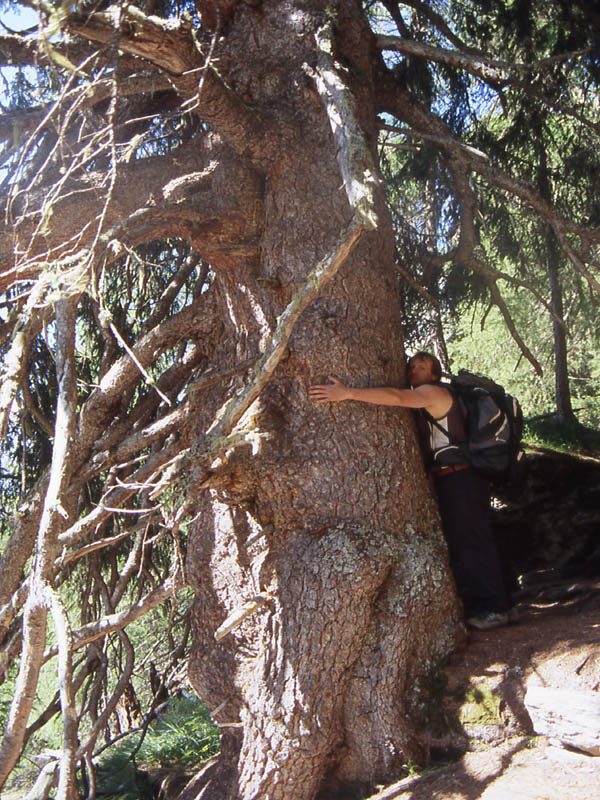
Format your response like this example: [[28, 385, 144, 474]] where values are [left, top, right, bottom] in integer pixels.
[[455, 684, 501, 725], [378, 0, 600, 419], [524, 416, 600, 455], [446, 295, 600, 434], [401, 758, 421, 778], [94, 696, 220, 800]]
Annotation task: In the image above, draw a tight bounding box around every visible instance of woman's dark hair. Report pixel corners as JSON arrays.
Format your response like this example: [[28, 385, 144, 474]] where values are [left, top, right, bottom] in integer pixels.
[[409, 351, 442, 382]]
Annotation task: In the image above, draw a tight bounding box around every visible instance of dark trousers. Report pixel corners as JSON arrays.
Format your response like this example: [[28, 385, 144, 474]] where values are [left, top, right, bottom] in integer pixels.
[[433, 468, 509, 617]]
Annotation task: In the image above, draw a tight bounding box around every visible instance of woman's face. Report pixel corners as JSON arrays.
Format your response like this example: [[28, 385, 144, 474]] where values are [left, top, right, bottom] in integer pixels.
[[407, 357, 434, 387]]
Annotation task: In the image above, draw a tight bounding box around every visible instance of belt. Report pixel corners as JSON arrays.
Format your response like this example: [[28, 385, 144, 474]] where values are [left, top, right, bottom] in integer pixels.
[[431, 464, 470, 476]]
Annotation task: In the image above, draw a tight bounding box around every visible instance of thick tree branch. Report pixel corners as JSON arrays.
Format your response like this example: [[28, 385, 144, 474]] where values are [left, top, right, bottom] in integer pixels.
[[0, 296, 78, 792], [86, 341, 207, 462], [377, 35, 511, 85], [140, 250, 204, 335], [0, 72, 175, 144], [1, 134, 263, 283], [66, 5, 275, 164], [0, 27, 114, 69], [0, 297, 45, 439], [68, 6, 200, 76], [76, 290, 218, 460], [47, 588, 78, 798], [84, 401, 193, 480], [377, 34, 590, 87], [57, 439, 181, 550], [0, 470, 49, 614], [63, 354, 255, 486]]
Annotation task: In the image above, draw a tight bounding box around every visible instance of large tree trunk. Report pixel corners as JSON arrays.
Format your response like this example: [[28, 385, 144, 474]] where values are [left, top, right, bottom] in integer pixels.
[[3, 0, 600, 796], [182, 3, 461, 798]]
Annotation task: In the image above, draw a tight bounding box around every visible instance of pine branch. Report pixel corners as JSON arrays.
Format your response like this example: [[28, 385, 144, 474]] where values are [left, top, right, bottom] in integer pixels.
[[377, 34, 591, 85], [377, 94, 600, 276]]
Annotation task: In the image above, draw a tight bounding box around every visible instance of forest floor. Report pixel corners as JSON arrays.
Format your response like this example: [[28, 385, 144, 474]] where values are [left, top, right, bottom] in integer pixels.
[[368, 443, 600, 800], [7, 580, 599, 800], [368, 583, 600, 800]]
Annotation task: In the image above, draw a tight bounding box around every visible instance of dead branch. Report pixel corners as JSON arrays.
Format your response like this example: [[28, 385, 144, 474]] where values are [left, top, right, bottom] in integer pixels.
[[392, 0, 469, 51], [59, 522, 149, 569], [395, 261, 441, 308], [186, 357, 258, 395], [550, 223, 600, 297], [75, 630, 136, 762], [0, 72, 175, 145], [377, 35, 593, 120], [314, 18, 380, 229], [140, 250, 204, 335], [377, 35, 512, 85], [447, 159, 544, 375], [75, 298, 207, 457], [0, 297, 79, 791], [0, 466, 46, 622], [0, 132, 262, 285], [86, 341, 206, 460], [57, 440, 181, 551], [0, 285, 48, 438], [47, 588, 78, 799], [43, 573, 184, 663]]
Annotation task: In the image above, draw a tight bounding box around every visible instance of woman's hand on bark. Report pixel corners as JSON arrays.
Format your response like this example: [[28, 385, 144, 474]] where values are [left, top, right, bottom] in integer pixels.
[[309, 376, 350, 403]]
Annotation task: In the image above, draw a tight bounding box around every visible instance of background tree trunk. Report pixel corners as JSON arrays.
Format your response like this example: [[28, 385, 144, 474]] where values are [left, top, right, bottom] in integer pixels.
[[547, 230, 574, 422], [182, 3, 462, 798]]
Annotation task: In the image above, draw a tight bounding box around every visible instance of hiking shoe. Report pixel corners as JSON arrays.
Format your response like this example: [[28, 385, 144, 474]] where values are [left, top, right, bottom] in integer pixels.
[[466, 612, 509, 631]]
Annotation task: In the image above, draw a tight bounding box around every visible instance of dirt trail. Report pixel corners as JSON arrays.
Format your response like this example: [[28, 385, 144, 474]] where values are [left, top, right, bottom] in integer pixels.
[[369, 586, 600, 800]]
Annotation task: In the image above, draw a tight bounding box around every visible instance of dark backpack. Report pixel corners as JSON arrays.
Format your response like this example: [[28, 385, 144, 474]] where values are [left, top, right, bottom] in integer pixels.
[[425, 370, 525, 485]]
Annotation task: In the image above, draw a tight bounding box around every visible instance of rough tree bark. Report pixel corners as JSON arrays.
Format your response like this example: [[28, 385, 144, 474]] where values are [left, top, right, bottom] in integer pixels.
[[0, 1, 464, 797], [174, 2, 461, 798]]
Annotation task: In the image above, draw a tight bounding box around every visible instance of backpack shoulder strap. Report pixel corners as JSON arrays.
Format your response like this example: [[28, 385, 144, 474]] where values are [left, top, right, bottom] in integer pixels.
[[421, 406, 461, 445]]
